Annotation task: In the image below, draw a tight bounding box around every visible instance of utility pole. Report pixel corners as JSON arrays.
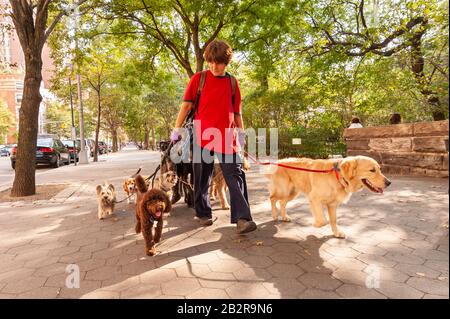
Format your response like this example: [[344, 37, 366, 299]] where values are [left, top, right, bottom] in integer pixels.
[[68, 65, 77, 166]]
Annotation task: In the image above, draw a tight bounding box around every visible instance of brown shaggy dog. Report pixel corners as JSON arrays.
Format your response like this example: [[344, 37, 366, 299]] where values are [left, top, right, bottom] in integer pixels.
[[135, 175, 172, 256]]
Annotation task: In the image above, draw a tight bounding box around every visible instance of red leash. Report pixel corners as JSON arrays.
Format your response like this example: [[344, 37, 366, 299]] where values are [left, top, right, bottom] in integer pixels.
[[242, 151, 342, 183]]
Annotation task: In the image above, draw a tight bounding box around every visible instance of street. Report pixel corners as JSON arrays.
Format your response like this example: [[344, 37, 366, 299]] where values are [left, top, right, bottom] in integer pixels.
[[0, 145, 160, 193]]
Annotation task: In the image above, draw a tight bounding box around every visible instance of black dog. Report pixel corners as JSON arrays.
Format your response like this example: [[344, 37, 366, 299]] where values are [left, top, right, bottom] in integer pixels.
[[159, 140, 194, 207]]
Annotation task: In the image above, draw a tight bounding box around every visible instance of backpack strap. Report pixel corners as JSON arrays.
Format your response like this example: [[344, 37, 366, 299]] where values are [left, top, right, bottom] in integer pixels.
[[193, 70, 207, 115], [229, 74, 236, 108]]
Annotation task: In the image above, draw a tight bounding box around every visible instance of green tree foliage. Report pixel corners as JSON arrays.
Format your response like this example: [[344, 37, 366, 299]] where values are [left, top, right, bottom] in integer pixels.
[[0, 99, 15, 140]]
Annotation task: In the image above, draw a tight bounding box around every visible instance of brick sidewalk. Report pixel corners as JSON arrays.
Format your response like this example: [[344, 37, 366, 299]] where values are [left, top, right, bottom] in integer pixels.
[[0, 170, 448, 299]]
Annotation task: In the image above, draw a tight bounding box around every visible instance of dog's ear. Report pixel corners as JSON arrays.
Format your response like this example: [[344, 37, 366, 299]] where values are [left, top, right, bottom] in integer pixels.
[[108, 184, 115, 192], [96, 185, 102, 195], [135, 175, 148, 193], [163, 192, 172, 213], [340, 158, 358, 180]]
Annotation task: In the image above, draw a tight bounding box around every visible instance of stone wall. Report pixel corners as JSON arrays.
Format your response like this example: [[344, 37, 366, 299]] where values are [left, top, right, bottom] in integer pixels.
[[343, 120, 449, 178]]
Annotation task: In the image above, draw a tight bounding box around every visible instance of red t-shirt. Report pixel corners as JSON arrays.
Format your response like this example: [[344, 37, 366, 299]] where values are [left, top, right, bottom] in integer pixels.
[[183, 70, 241, 154]]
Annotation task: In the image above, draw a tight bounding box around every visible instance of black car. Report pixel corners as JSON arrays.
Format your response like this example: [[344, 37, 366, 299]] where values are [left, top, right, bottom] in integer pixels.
[[0, 148, 10, 157], [61, 140, 81, 162], [11, 135, 70, 169]]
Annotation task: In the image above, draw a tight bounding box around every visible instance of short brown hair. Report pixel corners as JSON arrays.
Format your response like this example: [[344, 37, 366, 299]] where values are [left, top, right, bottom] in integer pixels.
[[351, 117, 361, 124], [203, 40, 233, 65]]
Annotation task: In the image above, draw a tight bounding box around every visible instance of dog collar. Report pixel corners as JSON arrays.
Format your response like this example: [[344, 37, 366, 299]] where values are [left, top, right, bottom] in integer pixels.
[[332, 162, 349, 189]]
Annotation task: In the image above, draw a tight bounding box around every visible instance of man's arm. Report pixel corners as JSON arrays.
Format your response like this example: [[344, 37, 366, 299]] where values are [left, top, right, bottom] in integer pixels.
[[174, 101, 193, 128], [234, 113, 245, 131]]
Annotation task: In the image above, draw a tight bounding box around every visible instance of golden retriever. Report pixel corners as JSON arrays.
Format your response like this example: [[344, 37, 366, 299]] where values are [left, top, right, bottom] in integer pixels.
[[265, 155, 391, 238]]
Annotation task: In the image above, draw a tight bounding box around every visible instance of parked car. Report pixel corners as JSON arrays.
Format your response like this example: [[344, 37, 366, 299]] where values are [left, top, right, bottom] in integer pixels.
[[1, 147, 10, 157], [11, 135, 70, 169], [98, 141, 108, 154], [61, 140, 81, 162]]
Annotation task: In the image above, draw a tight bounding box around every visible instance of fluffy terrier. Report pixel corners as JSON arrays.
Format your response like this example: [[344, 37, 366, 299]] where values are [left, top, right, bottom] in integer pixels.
[[210, 157, 251, 209], [135, 174, 172, 256], [96, 183, 116, 220], [154, 171, 178, 202]]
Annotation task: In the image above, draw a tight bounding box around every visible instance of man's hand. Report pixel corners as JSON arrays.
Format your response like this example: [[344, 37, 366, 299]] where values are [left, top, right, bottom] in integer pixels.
[[237, 129, 246, 149], [170, 128, 183, 143]]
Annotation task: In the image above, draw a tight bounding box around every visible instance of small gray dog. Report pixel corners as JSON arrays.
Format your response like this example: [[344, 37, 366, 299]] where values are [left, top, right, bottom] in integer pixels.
[[96, 183, 116, 220]]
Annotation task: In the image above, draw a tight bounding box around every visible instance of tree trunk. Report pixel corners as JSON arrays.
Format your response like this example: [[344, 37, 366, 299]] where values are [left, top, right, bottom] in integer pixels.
[[112, 128, 118, 152], [410, 29, 446, 121], [93, 89, 101, 162], [143, 127, 149, 150], [151, 127, 156, 150], [10, 56, 42, 197]]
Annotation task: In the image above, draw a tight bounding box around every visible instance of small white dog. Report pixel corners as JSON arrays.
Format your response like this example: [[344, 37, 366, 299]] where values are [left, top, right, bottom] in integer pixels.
[[96, 183, 116, 220]]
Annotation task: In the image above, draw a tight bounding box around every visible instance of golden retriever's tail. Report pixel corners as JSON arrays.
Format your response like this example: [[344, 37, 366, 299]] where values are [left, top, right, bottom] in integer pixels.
[[135, 174, 148, 193]]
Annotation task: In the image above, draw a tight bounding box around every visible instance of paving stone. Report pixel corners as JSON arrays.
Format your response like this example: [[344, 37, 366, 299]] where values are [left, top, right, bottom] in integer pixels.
[[161, 277, 201, 296], [394, 263, 442, 279], [385, 252, 425, 265], [352, 244, 387, 256], [0, 267, 35, 283], [33, 263, 68, 278], [324, 246, 360, 258], [175, 263, 211, 278], [17, 287, 60, 299], [233, 267, 272, 281], [241, 255, 274, 268], [298, 273, 343, 291], [57, 280, 102, 299], [225, 282, 270, 298], [85, 266, 121, 281], [332, 269, 368, 286], [81, 289, 120, 299], [119, 283, 161, 299], [2, 276, 46, 294], [269, 252, 303, 264], [336, 284, 387, 299], [186, 288, 229, 299], [215, 248, 249, 260], [267, 263, 304, 278], [375, 281, 424, 299], [298, 288, 341, 299], [139, 268, 177, 285], [183, 252, 218, 265], [297, 259, 335, 274], [412, 249, 449, 261], [121, 259, 157, 276], [422, 294, 449, 299], [77, 259, 107, 272], [209, 259, 245, 273], [262, 278, 306, 296], [423, 260, 449, 275], [48, 246, 80, 257], [406, 277, 449, 296], [327, 256, 368, 270], [357, 254, 397, 268], [198, 272, 237, 289]]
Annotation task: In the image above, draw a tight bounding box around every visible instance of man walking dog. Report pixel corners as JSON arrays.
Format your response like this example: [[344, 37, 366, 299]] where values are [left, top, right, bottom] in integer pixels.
[[171, 40, 257, 234]]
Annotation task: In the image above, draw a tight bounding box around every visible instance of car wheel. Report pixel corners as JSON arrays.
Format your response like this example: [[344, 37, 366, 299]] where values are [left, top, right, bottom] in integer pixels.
[[52, 156, 60, 168], [11, 162, 15, 169]]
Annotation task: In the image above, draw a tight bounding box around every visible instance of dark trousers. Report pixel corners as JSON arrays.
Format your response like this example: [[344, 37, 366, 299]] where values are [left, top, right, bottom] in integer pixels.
[[193, 146, 252, 224]]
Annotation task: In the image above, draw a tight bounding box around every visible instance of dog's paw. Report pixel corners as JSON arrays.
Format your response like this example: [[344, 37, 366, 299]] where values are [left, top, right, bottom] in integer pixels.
[[282, 215, 291, 222], [333, 230, 346, 238], [146, 247, 157, 256], [272, 218, 279, 223], [313, 220, 328, 228]]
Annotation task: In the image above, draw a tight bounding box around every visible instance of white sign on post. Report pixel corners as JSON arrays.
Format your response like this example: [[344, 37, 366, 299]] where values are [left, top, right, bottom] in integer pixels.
[[71, 127, 76, 140]]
